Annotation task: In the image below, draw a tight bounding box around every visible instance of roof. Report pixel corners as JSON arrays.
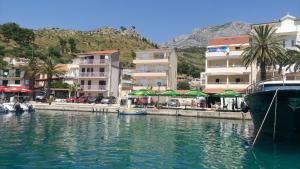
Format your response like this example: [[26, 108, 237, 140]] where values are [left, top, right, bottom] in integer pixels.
[[208, 35, 249, 46], [203, 88, 246, 94], [78, 50, 119, 55], [55, 64, 69, 72]]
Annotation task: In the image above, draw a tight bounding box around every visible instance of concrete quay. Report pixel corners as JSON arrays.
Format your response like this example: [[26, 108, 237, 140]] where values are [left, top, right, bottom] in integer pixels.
[[32, 102, 252, 120]]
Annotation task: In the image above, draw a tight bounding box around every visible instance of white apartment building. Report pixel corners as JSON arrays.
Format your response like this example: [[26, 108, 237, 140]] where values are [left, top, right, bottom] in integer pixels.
[[132, 48, 177, 91], [77, 50, 120, 97], [0, 57, 28, 87], [252, 14, 300, 81], [202, 35, 252, 93]]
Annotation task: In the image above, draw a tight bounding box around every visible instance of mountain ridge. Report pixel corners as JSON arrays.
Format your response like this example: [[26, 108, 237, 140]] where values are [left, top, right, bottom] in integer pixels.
[[163, 21, 251, 49]]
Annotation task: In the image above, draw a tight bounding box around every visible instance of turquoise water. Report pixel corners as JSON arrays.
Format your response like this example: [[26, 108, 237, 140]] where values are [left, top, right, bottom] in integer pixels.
[[0, 112, 300, 169]]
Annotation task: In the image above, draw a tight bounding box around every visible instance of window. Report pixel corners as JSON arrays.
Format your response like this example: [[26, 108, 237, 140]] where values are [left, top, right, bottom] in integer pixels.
[[88, 80, 91, 86], [215, 79, 220, 83], [82, 68, 85, 72], [15, 69, 21, 77], [235, 46, 241, 50], [99, 68, 105, 72], [81, 80, 84, 86], [291, 40, 295, 47], [100, 55, 105, 59], [235, 78, 241, 83], [15, 80, 20, 84], [2, 80, 8, 86], [99, 80, 106, 85], [283, 40, 286, 48]]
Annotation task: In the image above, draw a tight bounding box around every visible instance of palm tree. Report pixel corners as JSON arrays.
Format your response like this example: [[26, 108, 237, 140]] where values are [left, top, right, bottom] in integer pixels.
[[41, 56, 66, 97], [241, 25, 286, 81], [285, 44, 300, 72], [68, 83, 80, 98], [20, 55, 42, 98]]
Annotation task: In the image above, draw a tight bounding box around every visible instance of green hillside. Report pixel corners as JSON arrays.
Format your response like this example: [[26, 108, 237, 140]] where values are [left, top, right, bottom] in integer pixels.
[[176, 47, 206, 78], [0, 23, 158, 68]]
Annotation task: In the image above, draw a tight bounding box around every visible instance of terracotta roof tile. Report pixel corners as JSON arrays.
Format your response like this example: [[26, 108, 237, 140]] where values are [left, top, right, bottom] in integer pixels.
[[208, 35, 249, 46]]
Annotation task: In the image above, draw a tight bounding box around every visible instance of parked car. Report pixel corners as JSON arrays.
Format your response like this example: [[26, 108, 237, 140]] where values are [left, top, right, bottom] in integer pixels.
[[167, 99, 180, 107], [88, 96, 104, 104], [66, 97, 77, 103], [101, 96, 116, 104], [35, 92, 47, 102], [76, 97, 88, 103]]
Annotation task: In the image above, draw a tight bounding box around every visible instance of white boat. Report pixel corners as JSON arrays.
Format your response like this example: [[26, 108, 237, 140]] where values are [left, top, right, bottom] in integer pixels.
[[118, 108, 147, 115], [1, 102, 35, 113], [0, 104, 9, 114]]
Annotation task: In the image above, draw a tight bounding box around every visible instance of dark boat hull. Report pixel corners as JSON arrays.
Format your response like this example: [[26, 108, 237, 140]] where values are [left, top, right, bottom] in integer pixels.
[[245, 89, 300, 139]]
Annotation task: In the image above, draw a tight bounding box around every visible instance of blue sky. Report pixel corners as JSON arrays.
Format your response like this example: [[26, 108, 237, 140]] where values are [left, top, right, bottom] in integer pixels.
[[0, 0, 299, 43]]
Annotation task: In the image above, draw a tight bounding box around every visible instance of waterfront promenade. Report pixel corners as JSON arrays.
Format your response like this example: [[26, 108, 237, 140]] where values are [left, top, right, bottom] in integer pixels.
[[32, 102, 252, 120]]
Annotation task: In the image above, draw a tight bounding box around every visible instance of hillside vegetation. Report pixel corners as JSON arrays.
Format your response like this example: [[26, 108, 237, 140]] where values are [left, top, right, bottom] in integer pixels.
[[176, 47, 206, 78], [0, 23, 158, 68]]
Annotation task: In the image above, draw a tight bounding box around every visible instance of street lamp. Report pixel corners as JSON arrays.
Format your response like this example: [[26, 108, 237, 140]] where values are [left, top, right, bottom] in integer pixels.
[[156, 81, 161, 108]]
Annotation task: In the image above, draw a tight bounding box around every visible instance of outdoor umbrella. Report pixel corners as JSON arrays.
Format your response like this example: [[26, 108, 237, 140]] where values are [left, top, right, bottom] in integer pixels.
[[214, 89, 242, 110], [128, 89, 154, 96], [20, 88, 32, 93], [159, 89, 179, 96], [213, 89, 241, 97], [5, 86, 23, 93], [0, 86, 7, 93], [183, 89, 208, 97]]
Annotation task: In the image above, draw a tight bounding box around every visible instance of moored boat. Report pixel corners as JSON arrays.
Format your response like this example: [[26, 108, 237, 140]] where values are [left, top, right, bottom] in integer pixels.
[[244, 80, 300, 139], [118, 108, 147, 115]]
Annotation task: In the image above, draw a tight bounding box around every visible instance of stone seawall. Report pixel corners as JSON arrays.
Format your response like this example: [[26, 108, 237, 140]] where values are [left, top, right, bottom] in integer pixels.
[[32, 102, 252, 120]]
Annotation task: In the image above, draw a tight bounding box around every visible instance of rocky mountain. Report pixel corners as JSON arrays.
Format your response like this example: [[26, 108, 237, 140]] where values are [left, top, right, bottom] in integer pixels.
[[163, 21, 251, 49]]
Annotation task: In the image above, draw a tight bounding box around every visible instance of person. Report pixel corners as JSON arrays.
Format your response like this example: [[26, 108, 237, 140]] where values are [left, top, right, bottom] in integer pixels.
[[231, 99, 235, 111]]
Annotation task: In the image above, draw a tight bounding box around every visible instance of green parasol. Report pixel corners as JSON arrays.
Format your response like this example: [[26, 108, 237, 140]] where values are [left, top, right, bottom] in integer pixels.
[[183, 89, 208, 97], [213, 89, 242, 97], [128, 89, 155, 96], [159, 89, 180, 96]]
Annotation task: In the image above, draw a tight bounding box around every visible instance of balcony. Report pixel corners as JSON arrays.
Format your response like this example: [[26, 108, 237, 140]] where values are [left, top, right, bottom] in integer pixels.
[[133, 58, 169, 64], [79, 59, 109, 65], [80, 85, 106, 91], [79, 72, 108, 78], [206, 50, 243, 59], [132, 71, 167, 77]]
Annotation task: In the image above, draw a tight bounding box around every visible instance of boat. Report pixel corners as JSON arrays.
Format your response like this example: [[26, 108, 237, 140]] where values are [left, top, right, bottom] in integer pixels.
[[0, 104, 9, 114], [1, 102, 35, 114], [243, 80, 300, 139], [118, 108, 147, 115]]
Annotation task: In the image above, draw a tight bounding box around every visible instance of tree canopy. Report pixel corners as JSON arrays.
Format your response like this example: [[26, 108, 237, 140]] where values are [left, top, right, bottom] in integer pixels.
[[242, 25, 286, 80]]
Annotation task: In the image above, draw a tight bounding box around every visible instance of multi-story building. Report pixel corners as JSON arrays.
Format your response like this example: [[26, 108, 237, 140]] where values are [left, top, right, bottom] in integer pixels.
[[132, 48, 177, 91], [0, 57, 27, 87], [77, 50, 120, 97], [202, 35, 253, 93], [252, 14, 300, 81]]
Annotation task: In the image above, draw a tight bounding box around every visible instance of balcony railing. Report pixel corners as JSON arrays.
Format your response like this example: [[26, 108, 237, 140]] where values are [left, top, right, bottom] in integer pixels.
[[207, 82, 226, 84], [135, 69, 168, 73], [79, 59, 109, 64], [207, 65, 226, 68], [79, 72, 108, 77], [134, 83, 167, 87], [80, 85, 106, 90], [229, 82, 249, 84]]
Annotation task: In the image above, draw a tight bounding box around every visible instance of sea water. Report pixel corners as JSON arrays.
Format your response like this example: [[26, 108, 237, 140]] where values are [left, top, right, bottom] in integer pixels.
[[0, 111, 299, 169]]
